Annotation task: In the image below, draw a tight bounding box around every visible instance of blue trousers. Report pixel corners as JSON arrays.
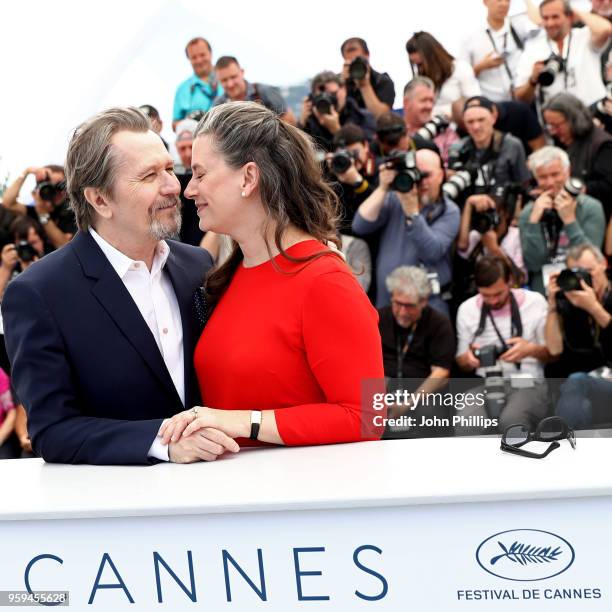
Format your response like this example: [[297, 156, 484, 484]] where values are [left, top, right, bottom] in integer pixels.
[[555, 373, 612, 429]]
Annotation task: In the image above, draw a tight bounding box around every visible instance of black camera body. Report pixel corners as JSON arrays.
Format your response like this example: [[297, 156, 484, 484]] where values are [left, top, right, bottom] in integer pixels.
[[474, 343, 508, 368], [471, 209, 500, 234], [557, 267, 593, 293], [538, 55, 565, 87], [331, 148, 358, 174], [37, 179, 66, 202], [541, 177, 584, 228], [383, 150, 424, 193], [349, 57, 368, 81], [416, 115, 450, 141], [15, 241, 38, 263], [311, 92, 338, 115]]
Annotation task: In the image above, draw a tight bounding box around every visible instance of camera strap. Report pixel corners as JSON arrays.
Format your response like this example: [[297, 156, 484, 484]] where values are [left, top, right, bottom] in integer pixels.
[[473, 291, 523, 351], [486, 28, 516, 98], [547, 30, 572, 90], [396, 324, 417, 379]]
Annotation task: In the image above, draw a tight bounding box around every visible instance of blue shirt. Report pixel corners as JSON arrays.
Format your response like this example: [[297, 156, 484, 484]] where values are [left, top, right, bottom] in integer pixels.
[[352, 192, 460, 308], [173, 74, 223, 121]]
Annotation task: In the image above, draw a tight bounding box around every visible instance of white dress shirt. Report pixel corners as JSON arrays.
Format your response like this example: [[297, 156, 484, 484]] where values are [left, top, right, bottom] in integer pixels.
[[516, 27, 607, 108], [460, 17, 534, 102], [90, 229, 183, 461]]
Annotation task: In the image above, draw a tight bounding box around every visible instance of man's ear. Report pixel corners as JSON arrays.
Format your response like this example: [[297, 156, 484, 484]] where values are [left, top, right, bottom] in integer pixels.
[[84, 187, 113, 220], [241, 162, 260, 198]]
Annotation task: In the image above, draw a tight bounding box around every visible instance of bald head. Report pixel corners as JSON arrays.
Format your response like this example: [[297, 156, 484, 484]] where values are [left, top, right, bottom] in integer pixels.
[[416, 149, 444, 204]]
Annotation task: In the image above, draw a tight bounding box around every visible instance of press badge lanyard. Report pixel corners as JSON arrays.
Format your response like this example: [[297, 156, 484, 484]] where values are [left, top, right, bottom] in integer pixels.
[[486, 29, 515, 98], [547, 30, 573, 90], [396, 325, 416, 379]]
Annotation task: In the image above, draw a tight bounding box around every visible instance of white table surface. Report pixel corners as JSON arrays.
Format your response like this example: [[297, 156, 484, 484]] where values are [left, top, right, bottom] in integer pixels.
[[1, 437, 610, 522]]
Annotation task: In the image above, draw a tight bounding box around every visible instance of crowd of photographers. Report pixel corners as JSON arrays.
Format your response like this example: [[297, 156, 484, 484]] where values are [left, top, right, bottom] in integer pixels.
[[1, 0, 612, 456]]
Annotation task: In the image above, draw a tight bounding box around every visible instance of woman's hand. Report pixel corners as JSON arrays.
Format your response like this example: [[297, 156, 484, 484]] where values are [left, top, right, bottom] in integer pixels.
[[159, 407, 249, 445]]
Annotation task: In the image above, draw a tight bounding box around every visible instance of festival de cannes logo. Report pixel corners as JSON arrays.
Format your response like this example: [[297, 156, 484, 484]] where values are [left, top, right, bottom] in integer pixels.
[[476, 530, 575, 581]]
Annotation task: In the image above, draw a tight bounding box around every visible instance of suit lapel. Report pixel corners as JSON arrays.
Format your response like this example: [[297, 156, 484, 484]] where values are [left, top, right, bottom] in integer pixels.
[[72, 231, 182, 404], [164, 248, 202, 408]]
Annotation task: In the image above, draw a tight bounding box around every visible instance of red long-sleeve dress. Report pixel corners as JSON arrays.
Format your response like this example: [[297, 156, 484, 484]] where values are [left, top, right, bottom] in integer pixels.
[[193, 240, 384, 446]]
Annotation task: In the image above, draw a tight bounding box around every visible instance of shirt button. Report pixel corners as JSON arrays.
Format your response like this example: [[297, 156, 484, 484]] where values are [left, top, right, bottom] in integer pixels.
[[133, 263, 140, 269], [162, 328, 168, 335]]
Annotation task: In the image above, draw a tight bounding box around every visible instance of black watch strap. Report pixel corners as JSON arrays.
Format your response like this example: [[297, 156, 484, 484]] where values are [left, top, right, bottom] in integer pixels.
[[249, 411, 262, 440]]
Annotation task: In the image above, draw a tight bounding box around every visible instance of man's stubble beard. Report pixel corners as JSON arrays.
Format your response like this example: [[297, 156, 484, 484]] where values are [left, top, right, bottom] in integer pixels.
[[148, 196, 182, 241]]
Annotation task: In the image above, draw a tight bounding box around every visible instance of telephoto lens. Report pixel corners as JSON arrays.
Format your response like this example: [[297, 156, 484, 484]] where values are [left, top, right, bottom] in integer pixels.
[[538, 55, 564, 87], [563, 177, 584, 198], [349, 57, 368, 81]]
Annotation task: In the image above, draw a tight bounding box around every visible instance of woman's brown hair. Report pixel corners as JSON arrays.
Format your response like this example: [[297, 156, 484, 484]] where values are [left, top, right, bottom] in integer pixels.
[[193, 101, 341, 311], [406, 31, 455, 92]]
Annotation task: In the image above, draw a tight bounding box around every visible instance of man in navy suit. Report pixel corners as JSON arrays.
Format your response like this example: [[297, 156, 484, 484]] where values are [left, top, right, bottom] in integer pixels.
[[2, 107, 239, 465]]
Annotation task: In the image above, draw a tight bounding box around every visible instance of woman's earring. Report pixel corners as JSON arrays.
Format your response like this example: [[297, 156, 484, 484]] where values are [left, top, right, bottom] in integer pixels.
[[241, 191, 246, 198]]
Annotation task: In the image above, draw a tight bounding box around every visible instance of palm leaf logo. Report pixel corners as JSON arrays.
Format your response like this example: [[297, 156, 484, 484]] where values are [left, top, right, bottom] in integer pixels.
[[490, 541, 562, 566]]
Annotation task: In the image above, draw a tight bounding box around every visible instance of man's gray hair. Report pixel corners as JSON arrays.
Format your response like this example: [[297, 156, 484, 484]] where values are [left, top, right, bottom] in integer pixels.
[[403, 76, 436, 98], [527, 145, 570, 174], [65, 107, 150, 231], [567, 243, 606, 264], [385, 266, 431, 299], [543, 93, 594, 139]]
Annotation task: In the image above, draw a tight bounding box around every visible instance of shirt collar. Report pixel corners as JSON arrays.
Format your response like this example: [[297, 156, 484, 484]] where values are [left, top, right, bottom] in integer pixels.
[[89, 227, 170, 280]]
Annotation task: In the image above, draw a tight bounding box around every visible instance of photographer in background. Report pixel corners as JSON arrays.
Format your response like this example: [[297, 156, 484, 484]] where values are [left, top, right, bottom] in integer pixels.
[[0, 217, 50, 300], [543, 92, 612, 220], [456, 256, 551, 431], [406, 31, 481, 124], [545, 243, 612, 373], [448, 97, 530, 203], [515, 0, 611, 109], [340, 37, 396, 118], [300, 71, 376, 151], [213, 56, 296, 125], [379, 266, 455, 435], [519, 146, 605, 294], [455, 182, 526, 305], [546, 244, 612, 427], [328, 125, 378, 295], [1, 165, 75, 249], [460, 0, 538, 102], [373, 111, 440, 160], [402, 77, 460, 165], [329, 125, 378, 233], [352, 148, 460, 314]]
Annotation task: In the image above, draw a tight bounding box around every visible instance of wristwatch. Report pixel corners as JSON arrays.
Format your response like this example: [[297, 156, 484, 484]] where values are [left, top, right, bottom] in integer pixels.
[[38, 213, 50, 225], [249, 410, 262, 440]]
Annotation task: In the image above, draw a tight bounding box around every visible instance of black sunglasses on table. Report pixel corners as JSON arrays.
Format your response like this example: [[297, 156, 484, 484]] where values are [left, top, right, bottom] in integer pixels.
[[501, 417, 576, 459]]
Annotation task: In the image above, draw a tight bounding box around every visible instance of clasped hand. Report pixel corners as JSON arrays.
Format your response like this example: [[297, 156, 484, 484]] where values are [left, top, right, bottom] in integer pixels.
[[159, 407, 244, 463]]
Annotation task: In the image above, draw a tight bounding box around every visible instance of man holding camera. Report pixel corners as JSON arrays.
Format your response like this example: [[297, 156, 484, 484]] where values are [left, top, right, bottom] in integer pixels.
[[456, 256, 551, 432], [1, 165, 76, 249], [452, 96, 531, 190], [300, 71, 376, 152], [515, 0, 611, 108], [461, 0, 537, 102], [352, 148, 460, 314], [546, 244, 612, 427], [340, 37, 395, 119], [519, 146, 605, 294], [402, 77, 459, 164]]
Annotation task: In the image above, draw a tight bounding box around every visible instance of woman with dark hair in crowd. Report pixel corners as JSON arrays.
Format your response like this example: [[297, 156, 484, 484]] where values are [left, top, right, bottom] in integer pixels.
[[543, 92, 612, 221], [406, 31, 481, 122], [160, 101, 384, 450]]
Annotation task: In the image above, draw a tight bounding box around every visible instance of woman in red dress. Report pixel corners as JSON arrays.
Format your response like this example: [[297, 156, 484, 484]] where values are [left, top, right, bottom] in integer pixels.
[[160, 101, 384, 454]]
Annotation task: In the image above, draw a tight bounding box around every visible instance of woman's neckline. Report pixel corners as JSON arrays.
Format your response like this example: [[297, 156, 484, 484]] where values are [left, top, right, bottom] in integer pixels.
[[241, 238, 321, 270]]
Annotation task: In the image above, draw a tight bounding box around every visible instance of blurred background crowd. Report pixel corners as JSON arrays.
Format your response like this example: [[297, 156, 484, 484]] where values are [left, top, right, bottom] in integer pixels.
[[1, 0, 612, 457]]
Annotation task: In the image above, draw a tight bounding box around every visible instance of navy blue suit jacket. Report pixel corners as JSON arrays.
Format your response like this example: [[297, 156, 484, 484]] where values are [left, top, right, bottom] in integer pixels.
[[2, 231, 213, 465]]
